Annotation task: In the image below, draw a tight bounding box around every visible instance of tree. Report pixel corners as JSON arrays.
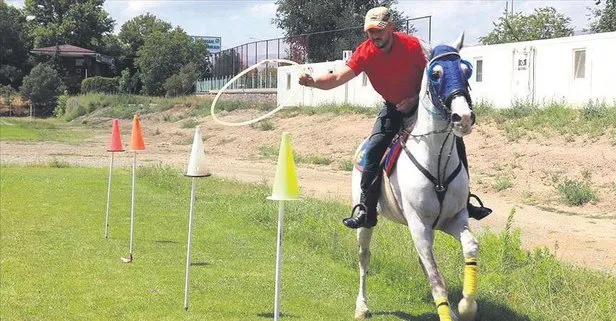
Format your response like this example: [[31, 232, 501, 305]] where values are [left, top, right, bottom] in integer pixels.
[[164, 62, 200, 96], [0, 1, 31, 88], [95, 34, 129, 72], [212, 50, 243, 77], [480, 7, 574, 45], [118, 68, 141, 94], [136, 27, 209, 96], [119, 13, 172, 69], [20, 63, 63, 117], [273, 0, 409, 63], [24, 0, 114, 50], [588, 0, 616, 33], [1, 85, 16, 116]]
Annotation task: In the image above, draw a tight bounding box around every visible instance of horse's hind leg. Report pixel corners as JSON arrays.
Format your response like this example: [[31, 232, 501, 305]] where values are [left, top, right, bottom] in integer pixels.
[[355, 227, 374, 320], [441, 211, 479, 321]]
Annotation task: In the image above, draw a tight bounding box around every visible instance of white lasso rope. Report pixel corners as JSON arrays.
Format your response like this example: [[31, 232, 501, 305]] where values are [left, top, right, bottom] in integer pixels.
[[210, 59, 310, 127]]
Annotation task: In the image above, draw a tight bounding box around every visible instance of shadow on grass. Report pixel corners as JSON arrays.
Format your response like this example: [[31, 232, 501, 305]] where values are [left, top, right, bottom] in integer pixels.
[[154, 239, 181, 244], [190, 262, 209, 267], [256, 312, 298, 319], [369, 290, 532, 321]]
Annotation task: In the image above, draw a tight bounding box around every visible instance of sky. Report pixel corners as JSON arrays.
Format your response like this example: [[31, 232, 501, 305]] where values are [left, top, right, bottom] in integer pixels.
[[6, 0, 599, 49]]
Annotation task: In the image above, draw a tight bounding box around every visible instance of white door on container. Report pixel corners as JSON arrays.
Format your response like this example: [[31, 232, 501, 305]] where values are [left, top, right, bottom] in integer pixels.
[[511, 48, 534, 103]]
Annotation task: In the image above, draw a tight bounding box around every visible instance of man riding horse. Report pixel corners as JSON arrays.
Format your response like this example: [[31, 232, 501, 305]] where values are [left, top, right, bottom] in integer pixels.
[[298, 6, 492, 229]]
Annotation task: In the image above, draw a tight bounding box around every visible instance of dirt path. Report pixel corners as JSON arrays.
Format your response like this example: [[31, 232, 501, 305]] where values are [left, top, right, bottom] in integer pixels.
[[2, 110, 615, 274]]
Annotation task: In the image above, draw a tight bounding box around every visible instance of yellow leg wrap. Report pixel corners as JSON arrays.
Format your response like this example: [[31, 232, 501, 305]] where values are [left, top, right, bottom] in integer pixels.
[[435, 297, 453, 321], [463, 257, 479, 298]]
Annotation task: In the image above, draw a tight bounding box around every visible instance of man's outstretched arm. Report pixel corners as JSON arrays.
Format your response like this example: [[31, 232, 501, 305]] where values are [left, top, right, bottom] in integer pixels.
[[298, 65, 356, 90]]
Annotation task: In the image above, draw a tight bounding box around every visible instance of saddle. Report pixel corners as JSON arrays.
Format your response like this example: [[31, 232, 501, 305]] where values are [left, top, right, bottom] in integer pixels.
[[354, 131, 409, 177]]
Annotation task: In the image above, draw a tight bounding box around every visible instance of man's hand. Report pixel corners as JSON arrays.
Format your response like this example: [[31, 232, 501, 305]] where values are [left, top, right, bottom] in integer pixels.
[[298, 73, 314, 87], [396, 95, 419, 114]]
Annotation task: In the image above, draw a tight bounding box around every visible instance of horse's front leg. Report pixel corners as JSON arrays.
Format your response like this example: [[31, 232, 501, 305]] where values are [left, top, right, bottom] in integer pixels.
[[441, 210, 479, 321], [355, 226, 374, 320], [407, 214, 457, 321]]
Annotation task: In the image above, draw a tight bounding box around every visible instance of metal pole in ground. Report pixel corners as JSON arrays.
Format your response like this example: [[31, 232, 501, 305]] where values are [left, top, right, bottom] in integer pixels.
[[183, 177, 197, 310], [273, 200, 284, 321], [104, 152, 114, 238], [122, 152, 137, 263]]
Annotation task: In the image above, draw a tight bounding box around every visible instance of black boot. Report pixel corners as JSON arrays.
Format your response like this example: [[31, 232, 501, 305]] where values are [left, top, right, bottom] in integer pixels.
[[467, 193, 492, 220], [343, 171, 381, 229]]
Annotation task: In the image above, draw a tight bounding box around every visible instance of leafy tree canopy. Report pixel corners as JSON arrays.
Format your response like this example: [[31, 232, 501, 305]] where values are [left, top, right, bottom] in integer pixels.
[[273, 0, 409, 62], [588, 0, 616, 33], [24, 0, 114, 50], [0, 1, 31, 88], [119, 13, 172, 57], [136, 27, 209, 96], [480, 7, 574, 45]]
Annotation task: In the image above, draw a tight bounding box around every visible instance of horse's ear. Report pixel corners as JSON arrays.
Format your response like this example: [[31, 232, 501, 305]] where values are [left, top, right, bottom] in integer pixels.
[[452, 32, 465, 51]]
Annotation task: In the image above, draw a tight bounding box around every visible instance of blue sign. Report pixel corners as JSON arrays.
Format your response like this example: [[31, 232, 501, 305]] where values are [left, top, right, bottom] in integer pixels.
[[192, 36, 222, 54]]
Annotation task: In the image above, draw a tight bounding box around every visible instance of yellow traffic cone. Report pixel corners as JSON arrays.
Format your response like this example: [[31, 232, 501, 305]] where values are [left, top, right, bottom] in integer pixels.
[[268, 132, 300, 201], [185, 126, 211, 177]]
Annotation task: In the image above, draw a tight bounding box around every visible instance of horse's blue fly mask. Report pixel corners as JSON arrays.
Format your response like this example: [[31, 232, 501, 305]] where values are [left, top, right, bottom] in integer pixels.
[[426, 45, 474, 123]]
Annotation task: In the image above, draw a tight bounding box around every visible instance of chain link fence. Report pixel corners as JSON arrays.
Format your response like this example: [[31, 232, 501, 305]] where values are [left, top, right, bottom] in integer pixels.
[[197, 15, 431, 92]]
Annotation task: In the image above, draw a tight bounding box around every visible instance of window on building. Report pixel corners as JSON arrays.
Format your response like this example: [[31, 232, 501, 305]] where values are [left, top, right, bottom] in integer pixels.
[[574, 49, 586, 79], [362, 73, 368, 87], [286, 73, 291, 90], [475, 58, 483, 82]]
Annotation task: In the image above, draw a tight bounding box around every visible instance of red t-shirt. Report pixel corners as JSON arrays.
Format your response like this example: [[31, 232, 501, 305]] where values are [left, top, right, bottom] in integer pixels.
[[346, 32, 426, 105]]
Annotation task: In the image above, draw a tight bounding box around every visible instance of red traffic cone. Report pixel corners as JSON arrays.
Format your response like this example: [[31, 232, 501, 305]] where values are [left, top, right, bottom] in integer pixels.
[[107, 119, 125, 152]]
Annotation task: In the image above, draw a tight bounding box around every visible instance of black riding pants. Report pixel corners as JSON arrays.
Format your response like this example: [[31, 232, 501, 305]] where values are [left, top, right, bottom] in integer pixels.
[[363, 102, 403, 177]]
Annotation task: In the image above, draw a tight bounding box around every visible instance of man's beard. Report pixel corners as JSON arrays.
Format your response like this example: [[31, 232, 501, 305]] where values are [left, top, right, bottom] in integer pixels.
[[372, 37, 388, 48]]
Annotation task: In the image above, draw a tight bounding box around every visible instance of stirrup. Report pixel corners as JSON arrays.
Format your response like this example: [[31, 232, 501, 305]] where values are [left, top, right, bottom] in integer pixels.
[[468, 193, 492, 220], [342, 204, 374, 229]]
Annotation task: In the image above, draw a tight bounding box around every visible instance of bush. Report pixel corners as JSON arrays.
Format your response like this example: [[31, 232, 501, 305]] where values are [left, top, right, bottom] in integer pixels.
[[163, 62, 199, 97], [20, 63, 63, 117], [557, 179, 597, 206], [53, 92, 69, 117], [81, 76, 119, 94]]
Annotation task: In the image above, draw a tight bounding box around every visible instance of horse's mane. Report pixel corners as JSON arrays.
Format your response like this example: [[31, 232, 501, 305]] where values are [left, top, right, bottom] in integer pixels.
[[418, 37, 433, 62]]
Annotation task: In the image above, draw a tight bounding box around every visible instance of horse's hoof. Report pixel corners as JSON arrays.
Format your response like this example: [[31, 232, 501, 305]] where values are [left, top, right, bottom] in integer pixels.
[[354, 309, 372, 320], [458, 297, 477, 321]]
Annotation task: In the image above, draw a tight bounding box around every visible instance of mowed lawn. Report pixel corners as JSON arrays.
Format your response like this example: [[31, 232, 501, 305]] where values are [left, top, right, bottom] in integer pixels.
[[0, 118, 93, 143], [1, 165, 615, 321]]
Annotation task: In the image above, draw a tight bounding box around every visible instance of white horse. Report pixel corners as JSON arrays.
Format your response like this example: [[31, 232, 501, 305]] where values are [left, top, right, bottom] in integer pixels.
[[351, 34, 479, 321]]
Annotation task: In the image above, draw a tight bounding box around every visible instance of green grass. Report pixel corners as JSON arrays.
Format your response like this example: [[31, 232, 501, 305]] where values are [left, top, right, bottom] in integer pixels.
[[181, 119, 199, 128], [474, 99, 616, 141], [339, 159, 355, 171], [0, 118, 92, 143], [294, 153, 332, 166], [1, 165, 615, 321], [492, 176, 513, 192], [249, 119, 276, 131]]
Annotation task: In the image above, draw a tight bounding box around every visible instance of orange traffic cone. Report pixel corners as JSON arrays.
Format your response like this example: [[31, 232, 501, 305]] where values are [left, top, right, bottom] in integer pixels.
[[129, 114, 145, 151], [107, 119, 125, 152]]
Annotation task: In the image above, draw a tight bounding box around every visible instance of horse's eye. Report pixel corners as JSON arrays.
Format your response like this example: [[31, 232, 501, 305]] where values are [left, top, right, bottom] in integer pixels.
[[431, 65, 443, 81], [461, 63, 469, 74], [460, 60, 473, 79]]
